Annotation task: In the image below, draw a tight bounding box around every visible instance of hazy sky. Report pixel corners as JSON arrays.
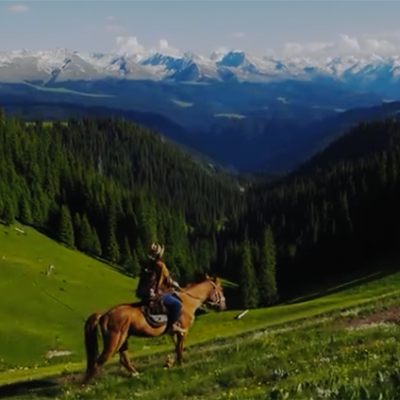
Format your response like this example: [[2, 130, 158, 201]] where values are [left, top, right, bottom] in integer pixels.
[[2, 1, 400, 58]]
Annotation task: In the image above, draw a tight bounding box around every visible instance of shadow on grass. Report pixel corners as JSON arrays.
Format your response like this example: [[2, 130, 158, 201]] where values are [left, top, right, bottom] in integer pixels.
[[0, 379, 60, 399], [284, 256, 400, 306]]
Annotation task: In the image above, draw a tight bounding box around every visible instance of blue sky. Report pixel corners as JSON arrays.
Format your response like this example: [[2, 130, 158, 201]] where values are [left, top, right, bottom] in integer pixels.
[[1, 1, 400, 57]]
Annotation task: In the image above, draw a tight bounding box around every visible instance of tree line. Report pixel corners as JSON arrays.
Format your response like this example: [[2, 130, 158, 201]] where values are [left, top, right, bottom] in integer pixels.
[[2, 109, 399, 308]]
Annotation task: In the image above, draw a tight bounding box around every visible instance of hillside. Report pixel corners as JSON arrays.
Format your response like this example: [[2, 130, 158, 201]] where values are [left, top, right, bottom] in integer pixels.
[[293, 117, 400, 177], [3, 96, 400, 174], [4, 112, 400, 308], [0, 218, 389, 373], [0, 112, 246, 288], [0, 223, 135, 369], [2, 236, 400, 399], [0, 80, 385, 173]]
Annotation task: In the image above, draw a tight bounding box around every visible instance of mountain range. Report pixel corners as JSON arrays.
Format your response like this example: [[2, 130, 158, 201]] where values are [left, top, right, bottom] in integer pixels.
[[2, 47, 400, 172], [2, 48, 400, 91]]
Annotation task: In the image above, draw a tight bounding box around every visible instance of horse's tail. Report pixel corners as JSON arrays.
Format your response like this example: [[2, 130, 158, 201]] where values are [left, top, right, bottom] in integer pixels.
[[84, 312, 103, 376]]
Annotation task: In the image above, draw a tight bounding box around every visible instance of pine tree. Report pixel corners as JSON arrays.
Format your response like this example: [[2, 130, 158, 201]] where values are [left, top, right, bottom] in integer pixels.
[[91, 226, 102, 257], [258, 227, 278, 306], [30, 186, 45, 227], [19, 196, 33, 225], [2, 196, 15, 226], [103, 194, 120, 264], [78, 214, 94, 254], [104, 225, 120, 265], [131, 250, 141, 278], [120, 236, 133, 271], [58, 205, 74, 248], [238, 240, 259, 309]]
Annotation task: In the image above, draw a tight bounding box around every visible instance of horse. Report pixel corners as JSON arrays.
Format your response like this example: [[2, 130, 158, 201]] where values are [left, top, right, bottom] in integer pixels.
[[83, 275, 226, 384]]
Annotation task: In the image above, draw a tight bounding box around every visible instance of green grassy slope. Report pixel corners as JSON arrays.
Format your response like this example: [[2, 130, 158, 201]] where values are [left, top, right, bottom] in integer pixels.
[[0, 223, 135, 370], [8, 279, 400, 400], [2, 222, 400, 395]]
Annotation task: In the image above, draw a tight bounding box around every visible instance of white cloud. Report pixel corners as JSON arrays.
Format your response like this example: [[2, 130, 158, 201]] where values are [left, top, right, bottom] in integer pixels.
[[8, 4, 29, 12], [280, 32, 400, 58], [106, 15, 116, 20], [157, 39, 180, 56], [233, 32, 245, 39], [114, 36, 181, 56], [115, 36, 145, 54]]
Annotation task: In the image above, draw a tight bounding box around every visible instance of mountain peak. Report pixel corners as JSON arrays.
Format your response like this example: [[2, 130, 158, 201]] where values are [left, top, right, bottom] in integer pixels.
[[217, 50, 246, 68]]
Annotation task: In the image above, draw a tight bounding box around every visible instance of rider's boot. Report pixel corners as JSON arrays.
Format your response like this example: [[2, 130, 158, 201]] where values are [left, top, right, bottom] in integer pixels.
[[169, 321, 186, 335]]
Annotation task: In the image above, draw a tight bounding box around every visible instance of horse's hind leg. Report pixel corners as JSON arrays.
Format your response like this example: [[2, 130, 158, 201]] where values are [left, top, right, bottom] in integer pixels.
[[95, 329, 121, 374], [118, 340, 139, 377]]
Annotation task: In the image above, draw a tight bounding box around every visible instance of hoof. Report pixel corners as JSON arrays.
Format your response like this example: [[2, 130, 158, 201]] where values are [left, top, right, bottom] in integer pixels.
[[164, 358, 175, 369], [130, 371, 140, 378]]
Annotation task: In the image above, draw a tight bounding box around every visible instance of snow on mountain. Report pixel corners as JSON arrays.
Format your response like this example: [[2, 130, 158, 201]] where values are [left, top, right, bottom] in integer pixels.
[[2, 47, 400, 89]]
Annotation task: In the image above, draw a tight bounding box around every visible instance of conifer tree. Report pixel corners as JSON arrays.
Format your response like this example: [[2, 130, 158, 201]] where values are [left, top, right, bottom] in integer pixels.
[[79, 214, 94, 254], [238, 240, 259, 309], [258, 227, 278, 306], [2, 196, 15, 226], [91, 226, 102, 257], [30, 186, 45, 227], [131, 250, 141, 278], [19, 196, 33, 225], [58, 205, 74, 248], [120, 236, 133, 271], [104, 224, 120, 265]]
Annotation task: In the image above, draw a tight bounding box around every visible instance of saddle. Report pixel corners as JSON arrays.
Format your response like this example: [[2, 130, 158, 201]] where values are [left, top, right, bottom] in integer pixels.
[[140, 293, 182, 329]]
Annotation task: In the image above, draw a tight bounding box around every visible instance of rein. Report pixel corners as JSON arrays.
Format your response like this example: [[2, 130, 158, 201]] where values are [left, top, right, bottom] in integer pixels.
[[178, 280, 225, 306]]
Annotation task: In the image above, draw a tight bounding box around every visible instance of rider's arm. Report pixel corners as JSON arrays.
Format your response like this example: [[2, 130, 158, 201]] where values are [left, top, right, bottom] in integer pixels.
[[158, 262, 177, 289]]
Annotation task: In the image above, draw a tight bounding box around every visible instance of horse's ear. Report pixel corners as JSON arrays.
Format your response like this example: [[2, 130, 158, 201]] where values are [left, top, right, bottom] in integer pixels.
[[205, 273, 210, 280]]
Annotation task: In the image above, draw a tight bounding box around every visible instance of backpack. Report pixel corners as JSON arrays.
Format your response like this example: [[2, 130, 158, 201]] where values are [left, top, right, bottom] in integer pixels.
[[136, 265, 158, 300]]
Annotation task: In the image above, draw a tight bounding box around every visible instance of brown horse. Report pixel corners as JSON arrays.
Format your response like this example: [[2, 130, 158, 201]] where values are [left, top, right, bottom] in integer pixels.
[[83, 276, 226, 384]]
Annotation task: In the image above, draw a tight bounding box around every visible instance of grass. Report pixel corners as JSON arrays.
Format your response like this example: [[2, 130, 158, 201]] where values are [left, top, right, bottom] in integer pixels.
[[3, 222, 400, 398], [0, 223, 135, 371], [7, 290, 400, 400]]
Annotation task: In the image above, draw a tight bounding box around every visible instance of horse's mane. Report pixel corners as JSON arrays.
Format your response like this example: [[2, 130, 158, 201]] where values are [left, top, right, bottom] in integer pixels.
[[182, 276, 220, 290]]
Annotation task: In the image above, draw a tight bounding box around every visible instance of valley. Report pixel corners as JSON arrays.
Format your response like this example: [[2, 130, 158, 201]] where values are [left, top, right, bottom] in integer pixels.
[[3, 3, 400, 397], [2, 48, 400, 172]]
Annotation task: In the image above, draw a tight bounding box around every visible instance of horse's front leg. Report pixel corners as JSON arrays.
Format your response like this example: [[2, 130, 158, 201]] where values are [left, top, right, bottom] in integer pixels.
[[176, 332, 186, 366], [164, 333, 177, 369], [164, 333, 185, 368]]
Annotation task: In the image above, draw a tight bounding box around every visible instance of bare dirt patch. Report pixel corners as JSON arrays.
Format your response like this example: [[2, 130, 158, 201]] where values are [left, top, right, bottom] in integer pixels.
[[338, 307, 400, 329]]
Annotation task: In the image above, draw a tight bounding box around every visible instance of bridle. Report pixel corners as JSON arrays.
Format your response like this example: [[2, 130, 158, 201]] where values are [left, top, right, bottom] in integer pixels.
[[180, 280, 225, 307], [206, 280, 226, 307]]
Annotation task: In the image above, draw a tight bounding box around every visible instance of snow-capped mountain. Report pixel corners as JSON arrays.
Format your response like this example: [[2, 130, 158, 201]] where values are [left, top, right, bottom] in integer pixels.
[[2, 47, 399, 173], [2, 47, 400, 91]]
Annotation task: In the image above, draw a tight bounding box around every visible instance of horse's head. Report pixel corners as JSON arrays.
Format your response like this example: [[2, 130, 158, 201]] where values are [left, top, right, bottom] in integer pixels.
[[204, 275, 227, 311]]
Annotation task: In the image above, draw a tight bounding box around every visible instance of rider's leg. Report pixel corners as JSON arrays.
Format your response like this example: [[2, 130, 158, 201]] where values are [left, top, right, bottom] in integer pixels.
[[162, 293, 186, 334]]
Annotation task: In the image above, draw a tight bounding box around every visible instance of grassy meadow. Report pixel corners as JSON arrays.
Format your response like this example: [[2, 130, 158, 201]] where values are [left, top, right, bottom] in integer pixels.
[[2, 223, 400, 399]]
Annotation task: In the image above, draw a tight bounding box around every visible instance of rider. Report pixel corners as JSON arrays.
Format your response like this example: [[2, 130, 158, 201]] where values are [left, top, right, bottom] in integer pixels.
[[138, 243, 186, 335]]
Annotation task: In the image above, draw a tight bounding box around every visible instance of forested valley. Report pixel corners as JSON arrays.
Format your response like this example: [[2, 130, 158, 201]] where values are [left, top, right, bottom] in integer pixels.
[[1, 108, 400, 309]]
